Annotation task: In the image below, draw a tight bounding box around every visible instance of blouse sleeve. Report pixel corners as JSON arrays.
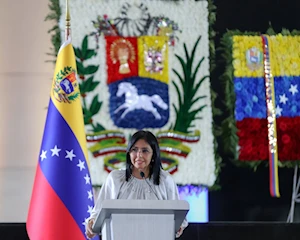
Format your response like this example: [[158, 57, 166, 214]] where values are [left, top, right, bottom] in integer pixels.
[[164, 172, 189, 230]]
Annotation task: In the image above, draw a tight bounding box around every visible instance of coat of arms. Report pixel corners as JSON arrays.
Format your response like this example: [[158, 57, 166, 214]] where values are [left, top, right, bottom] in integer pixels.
[[68, 0, 215, 187]]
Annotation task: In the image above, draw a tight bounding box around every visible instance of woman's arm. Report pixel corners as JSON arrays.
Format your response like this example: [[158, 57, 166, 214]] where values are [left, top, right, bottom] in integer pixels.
[[84, 172, 115, 238], [164, 172, 188, 238]]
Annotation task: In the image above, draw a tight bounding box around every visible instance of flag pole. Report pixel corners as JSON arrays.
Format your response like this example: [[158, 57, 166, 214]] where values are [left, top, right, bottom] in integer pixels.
[[65, 0, 71, 41]]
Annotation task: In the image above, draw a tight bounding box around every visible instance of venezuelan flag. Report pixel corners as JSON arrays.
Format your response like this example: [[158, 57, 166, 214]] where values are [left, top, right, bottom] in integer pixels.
[[232, 35, 300, 197], [26, 37, 98, 240]]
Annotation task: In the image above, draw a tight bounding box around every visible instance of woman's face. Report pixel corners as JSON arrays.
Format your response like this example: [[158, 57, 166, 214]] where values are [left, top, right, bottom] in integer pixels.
[[129, 139, 153, 173]]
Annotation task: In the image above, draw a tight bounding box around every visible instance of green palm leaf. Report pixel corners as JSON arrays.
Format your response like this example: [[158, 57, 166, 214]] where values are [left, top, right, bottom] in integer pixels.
[[172, 36, 207, 133]]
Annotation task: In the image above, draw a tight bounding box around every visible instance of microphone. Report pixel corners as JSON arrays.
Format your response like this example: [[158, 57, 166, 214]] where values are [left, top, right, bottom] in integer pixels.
[[140, 171, 159, 200]]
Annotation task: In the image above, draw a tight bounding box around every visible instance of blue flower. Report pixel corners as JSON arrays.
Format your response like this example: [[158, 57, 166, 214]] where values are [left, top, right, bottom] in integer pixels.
[[252, 95, 258, 102], [245, 104, 253, 115], [234, 80, 243, 91], [235, 110, 245, 121], [256, 111, 265, 118], [236, 98, 242, 109], [291, 105, 297, 114]]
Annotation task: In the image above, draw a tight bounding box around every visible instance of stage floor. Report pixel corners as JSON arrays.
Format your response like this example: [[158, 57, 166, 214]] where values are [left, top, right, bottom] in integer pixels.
[[1, 222, 300, 240]]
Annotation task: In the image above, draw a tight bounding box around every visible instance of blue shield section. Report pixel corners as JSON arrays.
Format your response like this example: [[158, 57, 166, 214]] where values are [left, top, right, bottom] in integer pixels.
[[109, 77, 169, 128], [60, 78, 74, 94]]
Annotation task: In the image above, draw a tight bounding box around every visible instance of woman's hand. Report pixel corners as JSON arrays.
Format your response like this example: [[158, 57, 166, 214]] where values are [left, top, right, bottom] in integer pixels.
[[175, 226, 184, 238], [85, 218, 97, 239]]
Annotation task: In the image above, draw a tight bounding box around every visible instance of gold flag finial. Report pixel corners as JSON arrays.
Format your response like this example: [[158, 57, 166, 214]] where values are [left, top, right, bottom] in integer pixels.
[[65, 0, 71, 40]]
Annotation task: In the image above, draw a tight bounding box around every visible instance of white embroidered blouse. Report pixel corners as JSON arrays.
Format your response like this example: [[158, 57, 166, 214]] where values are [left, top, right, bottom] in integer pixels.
[[88, 169, 188, 230]]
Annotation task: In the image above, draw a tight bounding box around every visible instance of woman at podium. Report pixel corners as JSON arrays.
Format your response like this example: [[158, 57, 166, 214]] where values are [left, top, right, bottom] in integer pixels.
[[85, 130, 188, 239]]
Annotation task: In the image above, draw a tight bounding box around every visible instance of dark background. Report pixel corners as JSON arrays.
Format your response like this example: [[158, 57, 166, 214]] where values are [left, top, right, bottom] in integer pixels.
[[209, 0, 300, 221]]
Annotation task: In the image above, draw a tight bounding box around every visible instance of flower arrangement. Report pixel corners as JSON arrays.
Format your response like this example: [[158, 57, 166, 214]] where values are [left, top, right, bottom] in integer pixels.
[[221, 29, 300, 168], [47, 0, 220, 190]]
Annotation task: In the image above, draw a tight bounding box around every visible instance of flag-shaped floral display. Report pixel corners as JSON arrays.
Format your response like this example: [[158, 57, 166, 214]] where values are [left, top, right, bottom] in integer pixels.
[[221, 31, 300, 197], [27, 38, 98, 240], [234, 34, 300, 161]]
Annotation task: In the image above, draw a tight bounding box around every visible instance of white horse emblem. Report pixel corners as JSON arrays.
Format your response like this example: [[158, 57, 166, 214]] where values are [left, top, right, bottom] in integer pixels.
[[114, 82, 168, 119]]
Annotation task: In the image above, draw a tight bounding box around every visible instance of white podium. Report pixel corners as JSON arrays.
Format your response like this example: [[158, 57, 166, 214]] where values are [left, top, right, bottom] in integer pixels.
[[92, 199, 189, 240]]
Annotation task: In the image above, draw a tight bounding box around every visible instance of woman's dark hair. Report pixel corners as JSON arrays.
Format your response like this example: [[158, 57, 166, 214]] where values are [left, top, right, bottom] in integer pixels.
[[125, 130, 162, 185]]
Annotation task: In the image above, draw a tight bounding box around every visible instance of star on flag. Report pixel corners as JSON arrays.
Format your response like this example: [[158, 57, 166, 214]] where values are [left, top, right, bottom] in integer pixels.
[[84, 174, 91, 184], [40, 150, 47, 161], [276, 83, 299, 116], [279, 94, 288, 104], [65, 149, 76, 161], [276, 105, 283, 116], [289, 84, 298, 95], [50, 145, 61, 157], [87, 190, 93, 200], [77, 160, 86, 171]]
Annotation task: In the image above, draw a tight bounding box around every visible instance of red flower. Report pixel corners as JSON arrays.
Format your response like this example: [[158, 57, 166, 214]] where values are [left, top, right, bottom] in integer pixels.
[[281, 134, 291, 144], [257, 143, 268, 160], [237, 128, 245, 137], [279, 121, 287, 131], [248, 119, 264, 131]]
